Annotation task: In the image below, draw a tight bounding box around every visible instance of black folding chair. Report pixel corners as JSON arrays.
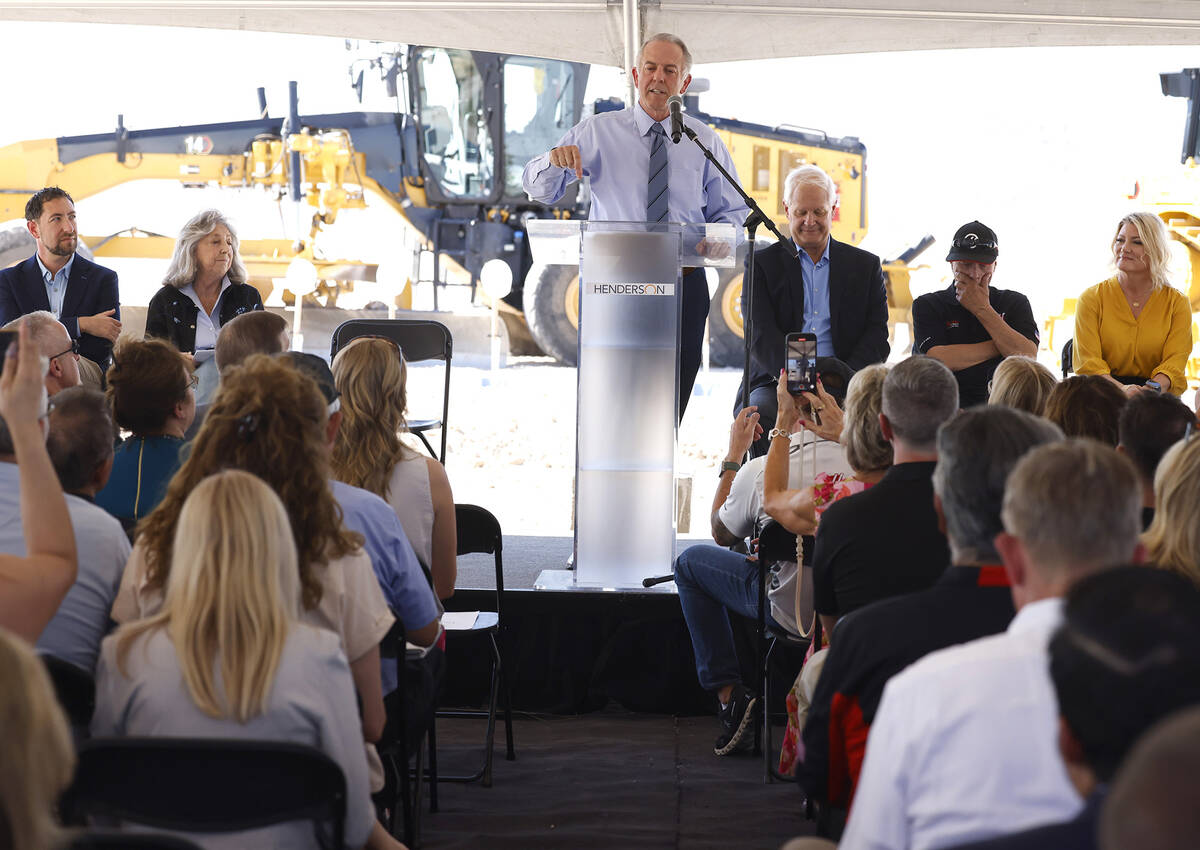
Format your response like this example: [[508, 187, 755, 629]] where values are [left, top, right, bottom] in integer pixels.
[[60, 738, 346, 850], [41, 654, 95, 742], [1061, 338, 1074, 379], [330, 318, 453, 462], [756, 520, 815, 784], [427, 504, 515, 806], [66, 832, 203, 849]]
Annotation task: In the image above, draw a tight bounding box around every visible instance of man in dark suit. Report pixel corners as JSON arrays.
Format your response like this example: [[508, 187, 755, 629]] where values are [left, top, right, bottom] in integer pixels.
[[741, 164, 889, 454], [0, 187, 121, 378]]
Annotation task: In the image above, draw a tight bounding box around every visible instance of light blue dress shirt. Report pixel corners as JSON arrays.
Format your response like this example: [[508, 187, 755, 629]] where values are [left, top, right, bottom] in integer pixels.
[[521, 103, 748, 235], [180, 275, 232, 357], [799, 240, 833, 357], [330, 479, 439, 695], [35, 253, 75, 319]]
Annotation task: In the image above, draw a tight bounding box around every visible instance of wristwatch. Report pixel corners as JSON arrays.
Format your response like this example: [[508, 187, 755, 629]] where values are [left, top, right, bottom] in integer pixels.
[[720, 461, 741, 476], [768, 428, 790, 441]]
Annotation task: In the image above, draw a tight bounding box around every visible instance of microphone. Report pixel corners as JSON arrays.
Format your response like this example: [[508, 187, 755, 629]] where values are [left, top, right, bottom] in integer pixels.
[[642, 574, 676, 588], [668, 95, 685, 144]]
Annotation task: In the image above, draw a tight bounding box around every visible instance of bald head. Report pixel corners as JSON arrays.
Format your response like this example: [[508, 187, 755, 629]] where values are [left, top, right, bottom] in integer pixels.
[[2, 311, 79, 395]]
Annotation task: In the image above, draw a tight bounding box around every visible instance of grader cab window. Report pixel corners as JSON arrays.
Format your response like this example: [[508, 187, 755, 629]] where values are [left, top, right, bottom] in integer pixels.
[[415, 47, 494, 198], [503, 57, 576, 197]]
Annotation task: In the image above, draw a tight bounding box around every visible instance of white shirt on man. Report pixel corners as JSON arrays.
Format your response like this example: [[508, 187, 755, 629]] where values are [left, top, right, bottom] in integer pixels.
[[841, 597, 1082, 850]]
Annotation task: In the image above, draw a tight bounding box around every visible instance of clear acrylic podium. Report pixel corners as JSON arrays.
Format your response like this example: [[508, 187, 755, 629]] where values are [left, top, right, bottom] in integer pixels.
[[526, 220, 735, 590]]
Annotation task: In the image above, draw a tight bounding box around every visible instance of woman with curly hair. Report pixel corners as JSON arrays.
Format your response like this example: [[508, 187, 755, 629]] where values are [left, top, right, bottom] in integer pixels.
[[95, 470, 376, 849], [331, 338, 457, 600]]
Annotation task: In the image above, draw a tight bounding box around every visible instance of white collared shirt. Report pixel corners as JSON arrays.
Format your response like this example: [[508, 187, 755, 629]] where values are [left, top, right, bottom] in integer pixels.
[[180, 275, 232, 353], [840, 596, 1082, 850]]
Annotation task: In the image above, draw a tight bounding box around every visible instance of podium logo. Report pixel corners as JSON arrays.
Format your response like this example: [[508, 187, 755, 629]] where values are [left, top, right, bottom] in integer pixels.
[[586, 282, 675, 296]]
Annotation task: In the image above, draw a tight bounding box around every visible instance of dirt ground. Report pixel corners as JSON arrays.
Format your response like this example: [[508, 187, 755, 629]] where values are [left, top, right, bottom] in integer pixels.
[[405, 357, 743, 540]]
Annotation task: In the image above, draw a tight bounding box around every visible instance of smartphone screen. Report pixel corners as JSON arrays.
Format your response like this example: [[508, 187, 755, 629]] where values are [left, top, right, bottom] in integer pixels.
[[786, 333, 817, 395]]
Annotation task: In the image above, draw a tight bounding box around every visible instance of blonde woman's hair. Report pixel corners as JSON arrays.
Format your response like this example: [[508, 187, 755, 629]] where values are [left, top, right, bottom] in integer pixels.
[[0, 628, 74, 850], [988, 355, 1058, 416], [162, 209, 248, 288], [841, 364, 893, 473], [117, 470, 300, 722], [1113, 212, 1172, 289], [331, 337, 413, 499], [1143, 438, 1200, 586]]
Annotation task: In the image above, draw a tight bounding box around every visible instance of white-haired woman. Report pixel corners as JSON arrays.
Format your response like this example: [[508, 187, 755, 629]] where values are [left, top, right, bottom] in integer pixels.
[[145, 209, 264, 358], [1073, 212, 1193, 397]]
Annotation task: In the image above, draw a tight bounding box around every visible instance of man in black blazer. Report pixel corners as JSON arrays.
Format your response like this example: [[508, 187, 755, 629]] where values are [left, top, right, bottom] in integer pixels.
[[740, 165, 889, 454], [0, 188, 121, 376]]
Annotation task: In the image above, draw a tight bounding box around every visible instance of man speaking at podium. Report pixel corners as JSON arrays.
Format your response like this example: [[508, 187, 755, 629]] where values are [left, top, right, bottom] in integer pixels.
[[522, 33, 748, 419]]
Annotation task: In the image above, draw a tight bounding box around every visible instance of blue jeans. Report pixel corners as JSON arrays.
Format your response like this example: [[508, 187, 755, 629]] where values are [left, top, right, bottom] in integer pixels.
[[675, 543, 785, 692]]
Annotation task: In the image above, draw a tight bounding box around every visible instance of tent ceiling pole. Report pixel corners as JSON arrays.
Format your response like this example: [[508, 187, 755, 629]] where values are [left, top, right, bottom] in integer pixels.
[[623, 0, 640, 106]]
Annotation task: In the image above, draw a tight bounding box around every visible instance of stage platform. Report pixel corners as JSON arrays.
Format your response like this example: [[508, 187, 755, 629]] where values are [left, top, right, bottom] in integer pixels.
[[441, 535, 807, 719]]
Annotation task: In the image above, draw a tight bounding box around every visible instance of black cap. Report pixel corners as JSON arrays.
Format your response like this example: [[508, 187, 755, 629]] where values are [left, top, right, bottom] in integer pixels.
[[279, 351, 339, 408], [945, 221, 999, 264], [815, 356, 854, 406]]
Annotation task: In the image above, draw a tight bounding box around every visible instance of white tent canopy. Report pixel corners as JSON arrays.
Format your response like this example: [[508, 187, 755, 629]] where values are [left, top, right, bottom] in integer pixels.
[[6, 1, 1200, 69]]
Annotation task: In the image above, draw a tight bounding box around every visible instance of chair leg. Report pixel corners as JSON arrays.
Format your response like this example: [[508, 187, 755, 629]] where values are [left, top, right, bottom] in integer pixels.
[[427, 714, 439, 813], [501, 658, 515, 762], [410, 737, 425, 849], [482, 635, 501, 787], [414, 430, 438, 460], [763, 637, 776, 784]]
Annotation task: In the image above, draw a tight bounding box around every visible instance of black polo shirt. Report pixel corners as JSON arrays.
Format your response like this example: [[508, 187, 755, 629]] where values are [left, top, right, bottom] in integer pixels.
[[811, 461, 949, 619], [799, 565, 1016, 807], [912, 284, 1039, 408]]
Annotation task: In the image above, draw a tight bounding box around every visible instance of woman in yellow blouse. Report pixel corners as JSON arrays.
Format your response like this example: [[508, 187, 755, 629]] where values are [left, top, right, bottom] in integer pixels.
[[1074, 212, 1192, 397]]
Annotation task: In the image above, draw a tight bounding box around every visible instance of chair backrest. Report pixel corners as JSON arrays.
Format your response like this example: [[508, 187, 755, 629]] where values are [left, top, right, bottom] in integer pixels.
[[330, 318, 452, 365], [61, 738, 346, 849], [41, 653, 96, 730], [1061, 337, 1074, 379], [455, 504, 504, 611]]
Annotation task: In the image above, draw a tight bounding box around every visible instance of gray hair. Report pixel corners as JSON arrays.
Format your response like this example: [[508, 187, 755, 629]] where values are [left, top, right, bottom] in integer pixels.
[[933, 407, 1063, 564], [46, 387, 115, 493], [162, 209, 248, 289], [2, 310, 66, 358], [842, 364, 892, 473], [881, 356, 959, 451], [1002, 439, 1142, 580], [1113, 212, 1172, 290], [637, 32, 693, 78], [784, 164, 838, 210]]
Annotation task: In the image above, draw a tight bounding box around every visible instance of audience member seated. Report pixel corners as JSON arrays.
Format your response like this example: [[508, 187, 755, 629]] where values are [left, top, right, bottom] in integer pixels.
[[798, 407, 1061, 824], [810, 355, 956, 638], [672, 364, 880, 756], [93, 338, 196, 530], [183, 308, 290, 439], [1142, 435, 1200, 586], [1099, 706, 1200, 850], [841, 440, 1143, 850], [715, 362, 856, 550], [0, 321, 77, 641], [0, 626, 76, 850], [144, 209, 264, 404], [945, 567, 1200, 850], [1115, 392, 1195, 528], [912, 221, 1039, 408], [2, 310, 82, 396], [93, 470, 377, 850], [331, 338, 457, 600], [1043, 375, 1127, 445], [1073, 212, 1192, 397], [27, 388, 129, 673], [285, 350, 441, 694], [987, 354, 1057, 415], [110, 354, 418, 850]]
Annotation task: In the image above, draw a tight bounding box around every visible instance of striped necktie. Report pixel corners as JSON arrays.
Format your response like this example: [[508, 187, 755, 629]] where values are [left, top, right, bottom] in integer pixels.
[[647, 123, 669, 223]]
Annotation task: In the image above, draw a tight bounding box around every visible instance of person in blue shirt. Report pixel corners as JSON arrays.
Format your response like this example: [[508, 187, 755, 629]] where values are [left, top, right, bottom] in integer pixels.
[[522, 32, 748, 419]]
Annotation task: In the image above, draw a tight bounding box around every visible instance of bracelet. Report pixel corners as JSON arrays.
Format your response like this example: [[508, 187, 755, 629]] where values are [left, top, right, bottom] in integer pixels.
[[768, 427, 790, 441], [720, 460, 741, 476]]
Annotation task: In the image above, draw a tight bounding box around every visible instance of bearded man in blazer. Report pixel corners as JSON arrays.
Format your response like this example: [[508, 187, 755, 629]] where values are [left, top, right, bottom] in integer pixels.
[[739, 164, 889, 454], [0, 187, 121, 380]]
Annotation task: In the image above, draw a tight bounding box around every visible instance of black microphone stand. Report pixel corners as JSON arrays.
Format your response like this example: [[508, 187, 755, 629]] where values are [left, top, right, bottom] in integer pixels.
[[675, 122, 798, 409]]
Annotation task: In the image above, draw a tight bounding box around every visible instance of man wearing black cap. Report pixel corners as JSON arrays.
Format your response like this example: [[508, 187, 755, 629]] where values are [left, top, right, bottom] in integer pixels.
[[911, 221, 1039, 407]]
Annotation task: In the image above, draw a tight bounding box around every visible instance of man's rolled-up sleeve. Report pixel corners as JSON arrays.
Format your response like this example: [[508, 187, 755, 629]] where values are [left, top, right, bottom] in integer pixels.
[[911, 295, 945, 355]]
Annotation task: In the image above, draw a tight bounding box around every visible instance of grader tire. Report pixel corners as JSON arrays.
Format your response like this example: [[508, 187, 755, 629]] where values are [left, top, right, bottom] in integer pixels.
[[524, 263, 580, 366], [708, 268, 746, 368]]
